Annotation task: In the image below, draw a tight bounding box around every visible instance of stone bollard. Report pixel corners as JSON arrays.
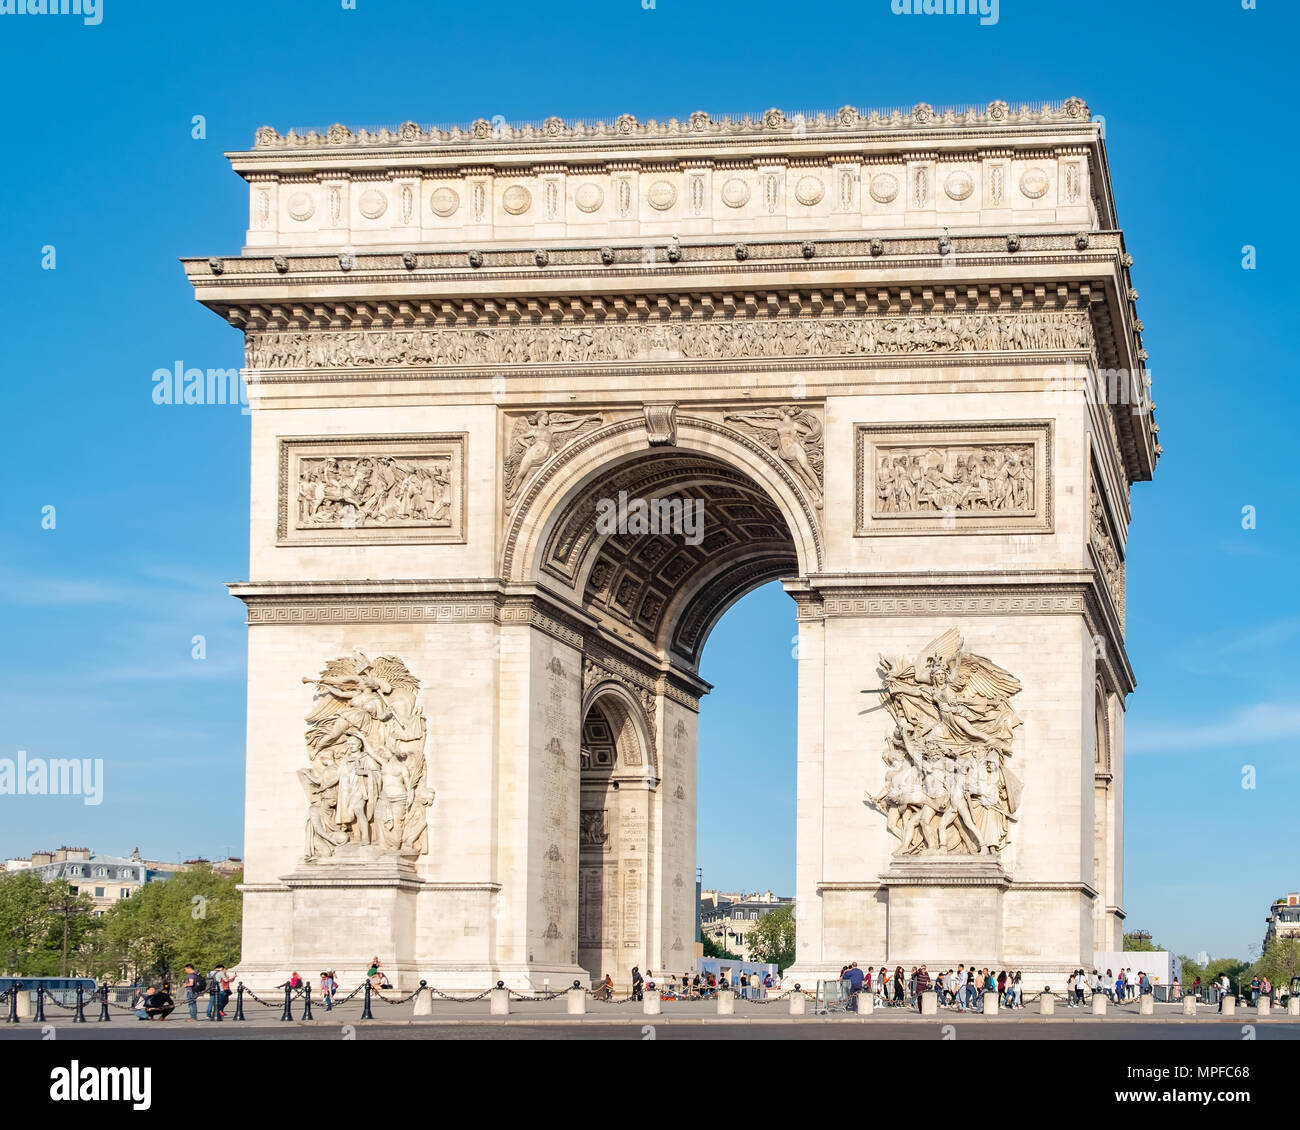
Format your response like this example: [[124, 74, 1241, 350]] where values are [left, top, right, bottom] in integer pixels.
[[412, 982, 431, 1017], [1221, 995, 1236, 1016], [919, 991, 937, 1016], [1182, 995, 1197, 1017], [16, 989, 31, 1020], [643, 990, 661, 1016], [788, 991, 806, 1017], [1288, 996, 1299, 1016], [1257, 998, 1270, 1018], [717, 991, 735, 1016], [566, 985, 587, 1015], [490, 986, 510, 1016], [1039, 991, 1055, 1016], [858, 991, 874, 1016], [982, 990, 999, 1017], [1092, 993, 1107, 1016], [1138, 993, 1154, 1016]]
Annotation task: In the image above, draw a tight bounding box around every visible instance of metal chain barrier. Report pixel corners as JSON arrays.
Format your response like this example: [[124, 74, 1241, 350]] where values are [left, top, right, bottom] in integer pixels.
[[427, 985, 492, 1003]]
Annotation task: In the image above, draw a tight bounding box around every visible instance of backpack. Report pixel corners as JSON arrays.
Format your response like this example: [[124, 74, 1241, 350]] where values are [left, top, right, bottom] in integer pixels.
[[193, 974, 207, 994]]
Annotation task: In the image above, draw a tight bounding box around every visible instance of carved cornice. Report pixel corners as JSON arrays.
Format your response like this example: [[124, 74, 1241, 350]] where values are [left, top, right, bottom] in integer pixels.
[[243, 98, 1092, 154], [190, 235, 1123, 289]]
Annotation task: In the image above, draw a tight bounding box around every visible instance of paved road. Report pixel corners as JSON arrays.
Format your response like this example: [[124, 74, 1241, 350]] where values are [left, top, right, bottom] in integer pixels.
[[3, 1018, 1297, 1040]]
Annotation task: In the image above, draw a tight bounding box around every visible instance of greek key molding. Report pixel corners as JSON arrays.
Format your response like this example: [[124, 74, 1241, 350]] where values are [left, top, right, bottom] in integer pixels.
[[855, 420, 1053, 536], [244, 599, 496, 625], [820, 589, 1086, 618]]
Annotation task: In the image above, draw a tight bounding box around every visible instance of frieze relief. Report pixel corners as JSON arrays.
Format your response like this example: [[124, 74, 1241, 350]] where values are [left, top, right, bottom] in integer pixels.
[[278, 435, 466, 545], [856, 422, 1052, 536], [245, 311, 1093, 372], [1089, 475, 1125, 626]]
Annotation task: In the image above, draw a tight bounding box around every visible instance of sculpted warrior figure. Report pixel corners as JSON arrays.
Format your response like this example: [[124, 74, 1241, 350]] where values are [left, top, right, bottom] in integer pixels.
[[298, 652, 435, 860], [864, 629, 1024, 856], [723, 405, 824, 507], [503, 410, 603, 503]]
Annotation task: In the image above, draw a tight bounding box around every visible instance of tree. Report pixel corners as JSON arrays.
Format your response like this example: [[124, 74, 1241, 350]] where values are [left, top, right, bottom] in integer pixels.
[[1123, 931, 1163, 952], [699, 928, 741, 962], [0, 873, 96, 976], [747, 905, 796, 972], [88, 864, 242, 984], [1250, 937, 1300, 989]]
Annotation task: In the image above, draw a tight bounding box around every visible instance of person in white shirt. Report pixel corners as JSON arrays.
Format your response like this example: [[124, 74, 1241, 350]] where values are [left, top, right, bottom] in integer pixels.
[[1217, 974, 1232, 1013]]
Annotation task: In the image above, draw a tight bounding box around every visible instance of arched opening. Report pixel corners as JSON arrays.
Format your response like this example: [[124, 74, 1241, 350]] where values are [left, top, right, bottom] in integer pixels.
[[521, 437, 806, 981]]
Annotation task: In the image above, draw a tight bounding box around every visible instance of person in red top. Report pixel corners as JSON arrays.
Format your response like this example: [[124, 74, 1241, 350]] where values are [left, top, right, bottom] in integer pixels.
[[914, 965, 930, 1010]]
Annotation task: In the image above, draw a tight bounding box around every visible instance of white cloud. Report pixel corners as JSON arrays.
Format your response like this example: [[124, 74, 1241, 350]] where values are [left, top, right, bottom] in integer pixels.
[[1129, 702, 1300, 754]]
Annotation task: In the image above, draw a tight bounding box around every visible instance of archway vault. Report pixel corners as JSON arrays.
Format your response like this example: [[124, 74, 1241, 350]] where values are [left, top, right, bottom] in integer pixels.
[[503, 415, 817, 669]]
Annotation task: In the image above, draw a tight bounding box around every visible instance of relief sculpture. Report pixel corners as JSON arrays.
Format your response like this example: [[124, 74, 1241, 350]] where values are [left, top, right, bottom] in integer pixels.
[[864, 629, 1023, 857], [298, 652, 435, 861], [875, 444, 1033, 515]]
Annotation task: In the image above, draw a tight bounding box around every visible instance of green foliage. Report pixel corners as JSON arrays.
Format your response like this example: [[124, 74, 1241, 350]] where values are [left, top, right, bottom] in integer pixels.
[[699, 927, 741, 962], [747, 905, 797, 972], [0, 873, 96, 976], [1178, 954, 1206, 986], [1249, 937, 1300, 989], [87, 865, 242, 984]]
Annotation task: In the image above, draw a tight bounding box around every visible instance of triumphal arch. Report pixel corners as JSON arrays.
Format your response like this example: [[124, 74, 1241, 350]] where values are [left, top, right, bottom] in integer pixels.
[[187, 97, 1159, 989]]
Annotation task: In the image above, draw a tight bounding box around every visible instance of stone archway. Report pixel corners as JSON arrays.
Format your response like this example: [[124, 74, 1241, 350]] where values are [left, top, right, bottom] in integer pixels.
[[198, 98, 1157, 991]]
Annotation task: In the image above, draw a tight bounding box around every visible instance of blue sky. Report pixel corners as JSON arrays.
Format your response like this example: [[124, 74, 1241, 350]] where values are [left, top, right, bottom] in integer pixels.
[[1, 0, 1295, 961]]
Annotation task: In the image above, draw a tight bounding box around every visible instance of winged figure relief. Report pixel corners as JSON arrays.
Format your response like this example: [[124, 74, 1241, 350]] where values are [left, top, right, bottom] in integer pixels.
[[723, 406, 824, 507], [503, 411, 603, 504], [865, 629, 1024, 857]]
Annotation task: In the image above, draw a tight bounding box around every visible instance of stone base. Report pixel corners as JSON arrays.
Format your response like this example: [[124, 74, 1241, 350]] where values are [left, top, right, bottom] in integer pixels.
[[880, 854, 1010, 965]]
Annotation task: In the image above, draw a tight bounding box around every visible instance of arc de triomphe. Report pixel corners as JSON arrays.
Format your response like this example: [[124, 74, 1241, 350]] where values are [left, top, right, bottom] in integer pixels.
[[187, 98, 1158, 989]]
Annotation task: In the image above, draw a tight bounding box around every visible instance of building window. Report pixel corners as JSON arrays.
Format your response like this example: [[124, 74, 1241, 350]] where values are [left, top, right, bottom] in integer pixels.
[[120, 888, 130, 899], [95, 887, 105, 898], [96, 867, 107, 877], [94, 910, 104, 917], [69, 886, 78, 894]]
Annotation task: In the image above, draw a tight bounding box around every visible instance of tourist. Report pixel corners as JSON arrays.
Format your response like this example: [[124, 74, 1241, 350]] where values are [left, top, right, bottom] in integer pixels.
[[131, 988, 150, 1021], [1126, 968, 1136, 999], [845, 962, 865, 1011], [1011, 971, 1023, 1009], [631, 966, 644, 1001], [1075, 969, 1086, 1007], [1249, 976, 1260, 1006], [893, 965, 904, 1006], [320, 971, 337, 1011], [996, 969, 1007, 1005], [1217, 973, 1232, 1012], [144, 985, 175, 1021], [367, 959, 385, 990], [914, 965, 930, 1010], [593, 973, 614, 1001], [1115, 968, 1126, 1002], [220, 968, 235, 1015], [182, 964, 201, 1022], [289, 971, 303, 990], [206, 964, 226, 1019], [1066, 970, 1078, 1007], [1260, 975, 1272, 1004], [1104, 968, 1114, 1001]]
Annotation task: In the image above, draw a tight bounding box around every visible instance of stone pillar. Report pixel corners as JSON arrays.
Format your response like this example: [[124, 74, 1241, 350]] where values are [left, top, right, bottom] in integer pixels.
[[567, 986, 587, 1015], [717, 991, 735, 1016], [1257, 998, 1270, 1017], [1288, 996, 1299, 1016], [1091, 992, 1106, 1016], [919, 991, 937, 1016], [789, 992, 806, 1016], [15, 990, 31, 1020], [412, 986, 431, 1017], [983, 990, 999, 1016], [858, 992, 874, 1016], [644, 992, 661, 1016], [1181, 995, 1197, 1017], [1221, 995, 1236, 1016], [1039, 992, 1055, 1016], [1138, 993, 1154, 1016], [489, 987, 510, 1016]]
